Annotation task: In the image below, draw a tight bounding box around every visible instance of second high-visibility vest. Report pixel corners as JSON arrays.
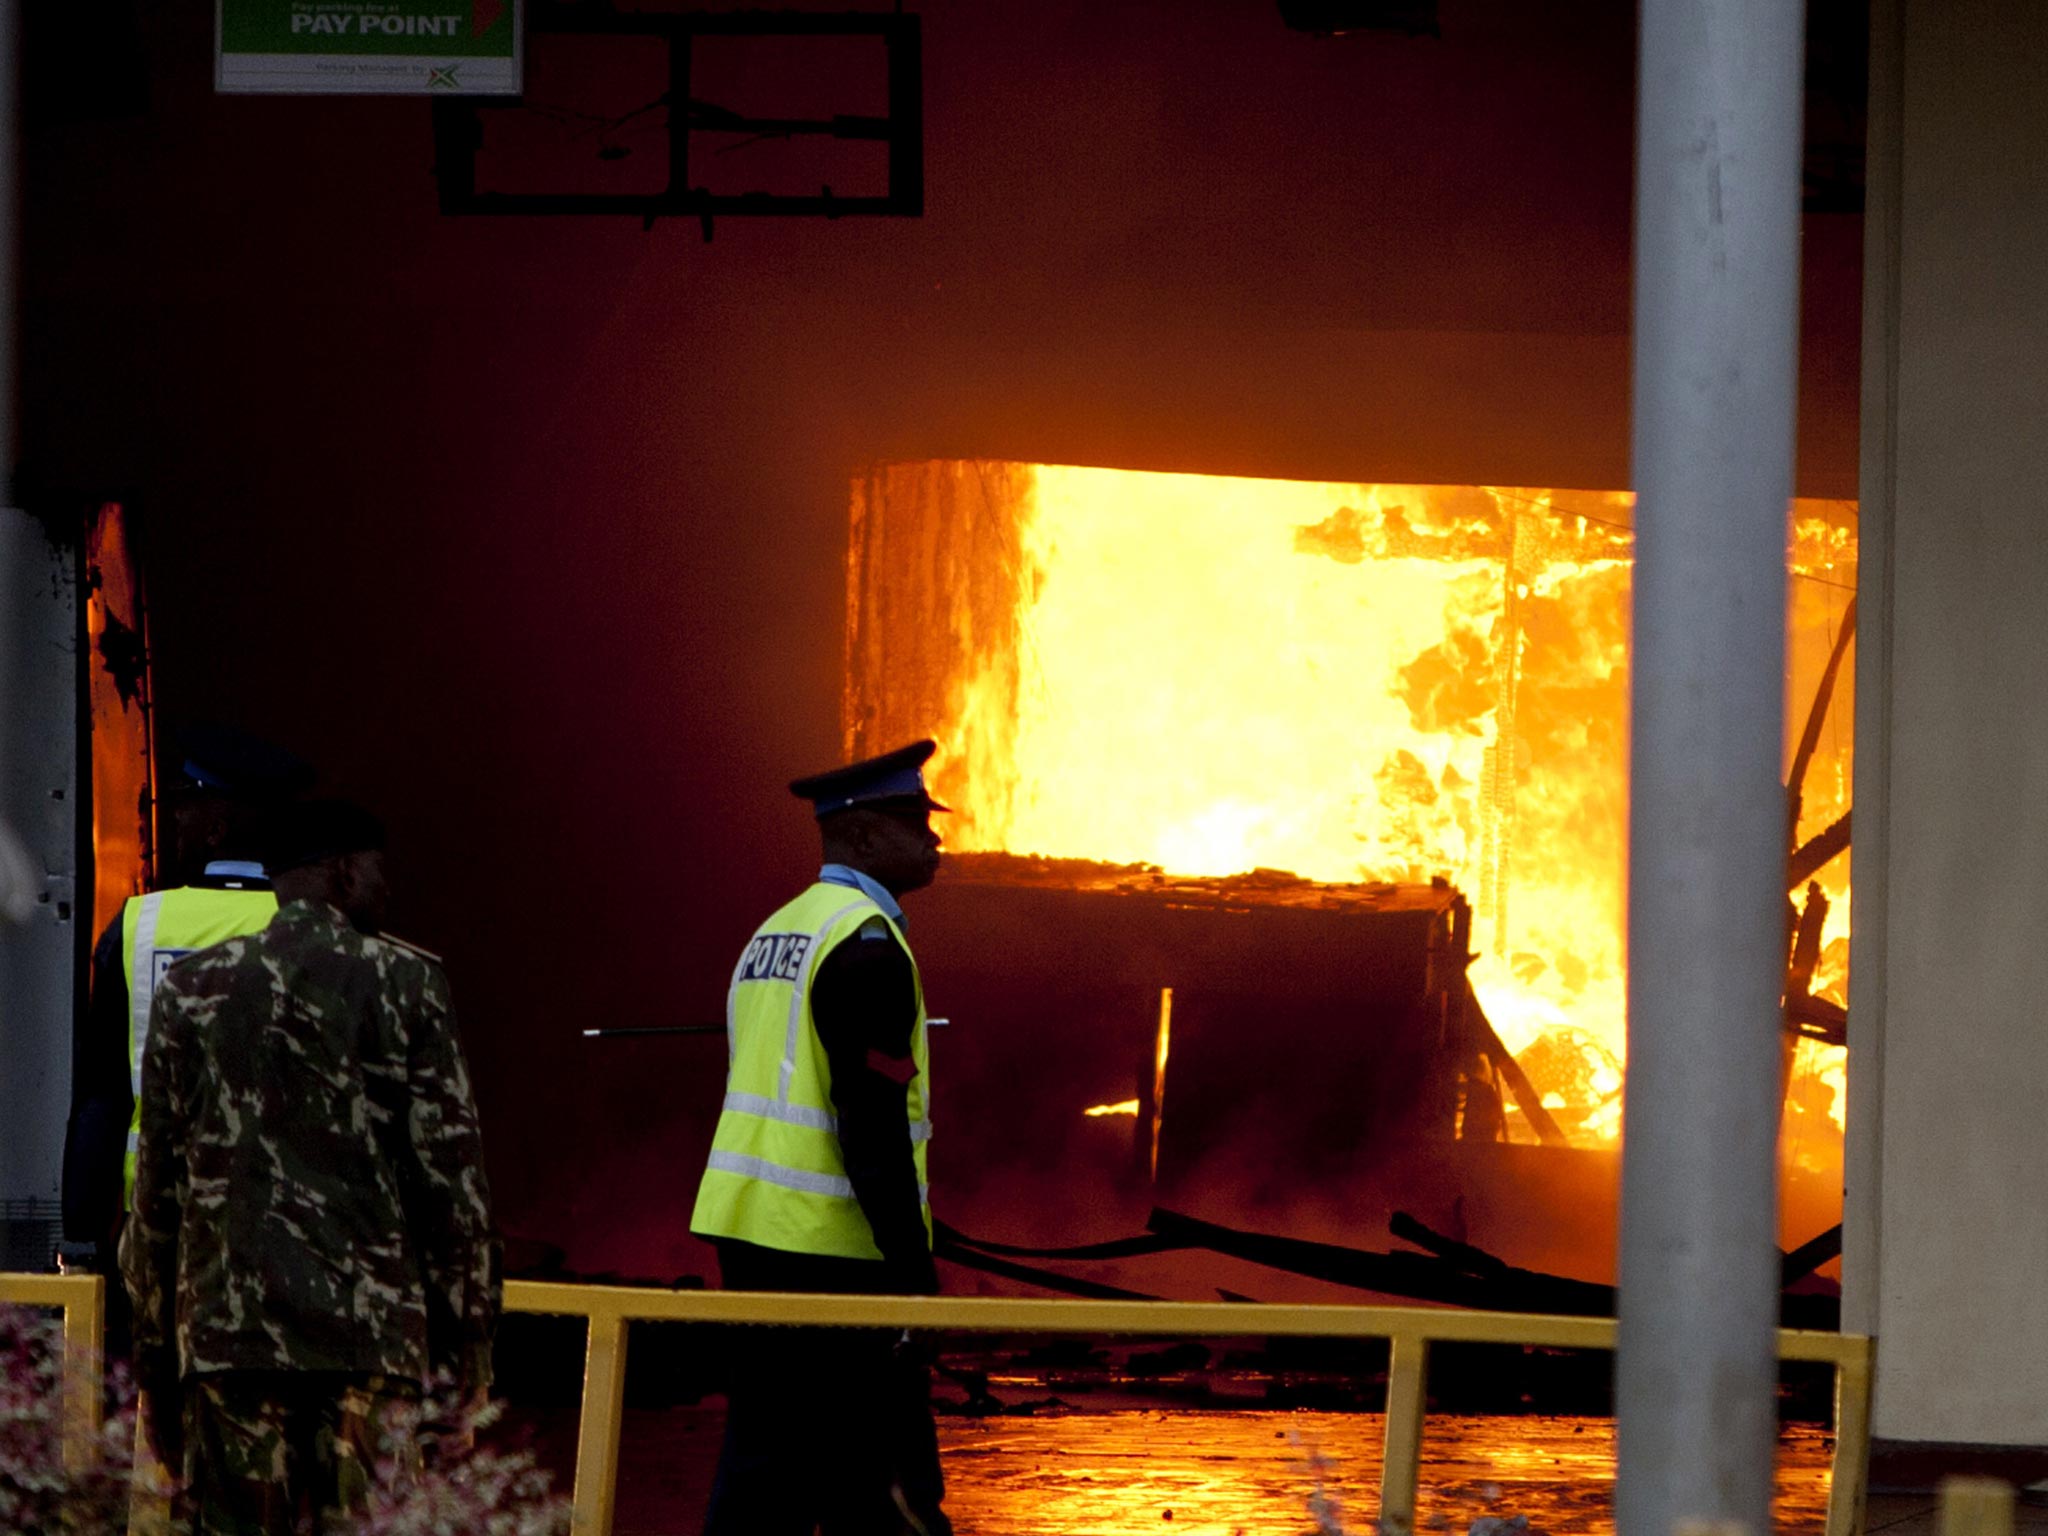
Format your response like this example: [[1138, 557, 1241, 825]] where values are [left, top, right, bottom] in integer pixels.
[[690, 882, 932, 1260], [119, 886, 278, 1201]]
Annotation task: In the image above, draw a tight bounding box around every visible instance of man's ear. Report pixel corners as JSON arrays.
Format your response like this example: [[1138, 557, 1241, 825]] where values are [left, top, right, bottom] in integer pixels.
[[832, 814, 871, 859], [329, 853, 362, 907]]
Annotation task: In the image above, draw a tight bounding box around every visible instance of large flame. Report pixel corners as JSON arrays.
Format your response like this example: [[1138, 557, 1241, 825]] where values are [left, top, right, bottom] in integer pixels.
[[848, 463, 1855, 1159]]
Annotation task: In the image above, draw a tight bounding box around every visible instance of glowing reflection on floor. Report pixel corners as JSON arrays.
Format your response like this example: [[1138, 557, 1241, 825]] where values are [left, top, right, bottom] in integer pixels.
[[938, 1412, 1832, 1535], [579, 1405, 1834, 1535]]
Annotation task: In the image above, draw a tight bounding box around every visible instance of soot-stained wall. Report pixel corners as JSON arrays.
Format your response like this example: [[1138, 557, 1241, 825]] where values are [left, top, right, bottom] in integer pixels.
[[24, 0, 1860, 1278]]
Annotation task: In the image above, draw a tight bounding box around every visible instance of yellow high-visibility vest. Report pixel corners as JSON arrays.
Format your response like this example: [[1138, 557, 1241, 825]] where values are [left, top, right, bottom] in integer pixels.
[[690, 882, 932, 1260], [119, 886, 278, 1201]]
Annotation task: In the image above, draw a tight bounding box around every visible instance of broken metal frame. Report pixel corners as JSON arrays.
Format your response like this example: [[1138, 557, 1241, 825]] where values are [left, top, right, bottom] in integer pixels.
[[430, 7, 922, 235], [502, 1280, 1874, 1536]]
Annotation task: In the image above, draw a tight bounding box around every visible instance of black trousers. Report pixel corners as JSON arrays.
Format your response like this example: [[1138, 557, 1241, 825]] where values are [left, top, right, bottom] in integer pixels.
[[702, 1241, 951, 1536]]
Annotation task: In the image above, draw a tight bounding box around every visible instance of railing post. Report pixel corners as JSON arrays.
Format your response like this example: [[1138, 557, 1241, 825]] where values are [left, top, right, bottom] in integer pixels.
[[1824, 1340, 1874, 1536], [59, 1272, 103, 1471], [570, 1307, 630, 1536], [1378, 1329, 1429, 1536], [1939, 1477, 2015, 1536]]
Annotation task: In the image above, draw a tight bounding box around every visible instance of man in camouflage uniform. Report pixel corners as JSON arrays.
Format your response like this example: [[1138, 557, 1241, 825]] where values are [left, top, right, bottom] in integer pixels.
[[120, 799, 498, 1535]]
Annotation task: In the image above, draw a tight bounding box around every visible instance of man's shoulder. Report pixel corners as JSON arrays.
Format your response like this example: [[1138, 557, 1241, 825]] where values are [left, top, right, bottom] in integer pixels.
[[370, 930, 444, 969], [817, 913, 915, 980], [850, 913, 905, 946], [164, 917, 445, 994], [801, 881, 909, 939], [266, 906, 440, 984], [357, 932, 451, 1000]]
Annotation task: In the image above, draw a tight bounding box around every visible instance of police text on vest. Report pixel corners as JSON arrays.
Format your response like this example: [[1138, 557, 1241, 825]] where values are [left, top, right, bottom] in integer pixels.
[[736, 932, 813, 984]]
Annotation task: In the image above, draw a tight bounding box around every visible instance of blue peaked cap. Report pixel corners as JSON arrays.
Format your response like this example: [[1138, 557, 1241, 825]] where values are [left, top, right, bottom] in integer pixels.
[[790, 739, 952, 819], [172, 721, 315, 802]]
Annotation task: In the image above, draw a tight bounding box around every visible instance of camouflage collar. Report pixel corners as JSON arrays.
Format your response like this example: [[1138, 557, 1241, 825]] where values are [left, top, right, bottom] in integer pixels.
[[272, 896, 356, 933]]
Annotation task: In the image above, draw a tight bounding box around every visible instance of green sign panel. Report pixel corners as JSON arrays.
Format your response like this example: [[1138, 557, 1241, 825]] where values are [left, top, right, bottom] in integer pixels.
[[217, 0, 520, 94]]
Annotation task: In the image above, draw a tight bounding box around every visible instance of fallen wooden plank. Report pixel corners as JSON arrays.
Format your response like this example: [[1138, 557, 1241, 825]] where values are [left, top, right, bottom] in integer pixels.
[[1788, 810, 1851, 888], [1465, 984, 1573, 1149]]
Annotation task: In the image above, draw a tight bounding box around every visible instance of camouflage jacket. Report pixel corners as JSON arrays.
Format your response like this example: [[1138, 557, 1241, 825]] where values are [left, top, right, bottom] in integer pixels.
[[119, 899, 498, 1392]]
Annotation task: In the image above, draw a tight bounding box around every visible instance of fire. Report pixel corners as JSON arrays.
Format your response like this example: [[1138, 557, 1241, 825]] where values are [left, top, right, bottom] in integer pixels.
[[1151, 987, 1172, 1182], [1076, 987, 1173, 1173], [849, 463, 1855, 1157], [1781, 515, 1857, 1177]]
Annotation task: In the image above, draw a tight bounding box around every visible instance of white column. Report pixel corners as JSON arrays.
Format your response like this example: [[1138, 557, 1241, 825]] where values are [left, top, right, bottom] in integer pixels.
[[1616, 1, 1807, 1531]]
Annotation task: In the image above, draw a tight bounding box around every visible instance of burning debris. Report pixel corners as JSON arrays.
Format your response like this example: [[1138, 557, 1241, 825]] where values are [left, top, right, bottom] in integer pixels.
[[935, 1203, 1843, 1327], [912, 852, 1522, 1211]]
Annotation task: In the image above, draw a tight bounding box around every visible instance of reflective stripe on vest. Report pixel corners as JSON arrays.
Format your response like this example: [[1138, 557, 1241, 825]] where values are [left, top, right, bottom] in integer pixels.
[[704, 1150, 932, 1204], [719, 1091, 934, 1142], [690, 882, 932, 1260], [120, 886, 278, 1202]]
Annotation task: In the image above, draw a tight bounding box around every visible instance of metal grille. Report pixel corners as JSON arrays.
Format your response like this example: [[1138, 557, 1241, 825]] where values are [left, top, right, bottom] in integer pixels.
[[0, 1199, 62, 1273]]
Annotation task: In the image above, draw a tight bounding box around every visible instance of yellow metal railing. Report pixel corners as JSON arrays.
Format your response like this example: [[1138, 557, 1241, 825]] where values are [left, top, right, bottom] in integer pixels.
[[0, 1271, 1875, 1535], [0, 1270, 106, 1471], [502, 1281, 1876, 1536], [1940, 1476, 2016, 1536]]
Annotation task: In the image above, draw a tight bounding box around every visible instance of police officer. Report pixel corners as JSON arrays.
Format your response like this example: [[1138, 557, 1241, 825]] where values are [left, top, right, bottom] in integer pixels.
[[121, 798, 497, 1535], [691, 739, 952, 1536], [59, 725, 313, 1294]]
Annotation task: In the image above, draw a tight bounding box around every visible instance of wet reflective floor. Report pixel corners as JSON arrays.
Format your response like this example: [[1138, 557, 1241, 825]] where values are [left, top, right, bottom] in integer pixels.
[[570, 1406, 1834, 1535], [944, 1412, 1832, 1535]]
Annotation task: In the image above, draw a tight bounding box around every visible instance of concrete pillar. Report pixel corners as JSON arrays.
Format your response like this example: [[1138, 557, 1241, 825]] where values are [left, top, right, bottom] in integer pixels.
[[1615, 1, 1806, 1531]]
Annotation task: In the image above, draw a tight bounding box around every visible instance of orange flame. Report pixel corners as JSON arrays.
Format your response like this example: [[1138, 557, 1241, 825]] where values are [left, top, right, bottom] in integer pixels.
[[850, 463, 1854, 1157], [1151, 987, 1172, 1182]]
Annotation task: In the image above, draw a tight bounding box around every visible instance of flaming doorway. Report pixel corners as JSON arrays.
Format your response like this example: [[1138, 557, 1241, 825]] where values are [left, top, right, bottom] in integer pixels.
[[847, 462, 1855, 1274]]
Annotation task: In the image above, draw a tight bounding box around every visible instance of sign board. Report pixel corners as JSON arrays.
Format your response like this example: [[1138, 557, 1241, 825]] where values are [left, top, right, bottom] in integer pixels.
[[217, 0, 520, 95]]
